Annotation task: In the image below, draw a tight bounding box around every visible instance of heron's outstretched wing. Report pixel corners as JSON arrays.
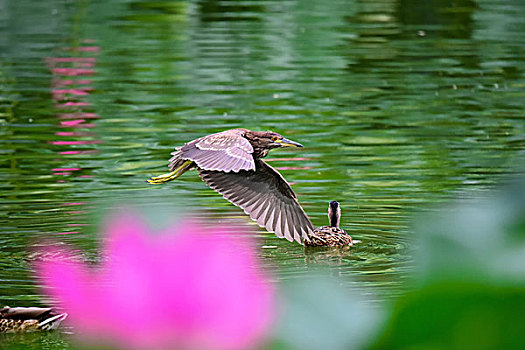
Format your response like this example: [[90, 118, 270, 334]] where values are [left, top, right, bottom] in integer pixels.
[[199, 159, 313, 244], [172, 129, 255, 172]]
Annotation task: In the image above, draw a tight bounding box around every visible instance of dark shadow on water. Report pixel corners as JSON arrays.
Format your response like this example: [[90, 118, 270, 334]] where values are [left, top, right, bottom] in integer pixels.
[[397, 0, 477, 39]]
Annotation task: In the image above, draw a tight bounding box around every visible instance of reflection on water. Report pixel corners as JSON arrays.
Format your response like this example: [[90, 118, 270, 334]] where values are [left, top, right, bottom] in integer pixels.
[[1, 0, 524, 327], [46, 40, 100, 240]]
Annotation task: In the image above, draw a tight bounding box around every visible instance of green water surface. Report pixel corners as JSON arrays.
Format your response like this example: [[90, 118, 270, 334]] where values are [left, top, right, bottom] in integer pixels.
[[1, 0, 524, 346]]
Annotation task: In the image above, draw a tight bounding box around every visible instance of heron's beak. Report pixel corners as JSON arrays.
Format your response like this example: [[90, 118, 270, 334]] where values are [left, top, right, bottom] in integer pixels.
[[277, 138, 303, 148]]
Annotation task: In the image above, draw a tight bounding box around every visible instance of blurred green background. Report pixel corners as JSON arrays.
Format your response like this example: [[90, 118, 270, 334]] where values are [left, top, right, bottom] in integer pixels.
[[1, 0, 524, 348]]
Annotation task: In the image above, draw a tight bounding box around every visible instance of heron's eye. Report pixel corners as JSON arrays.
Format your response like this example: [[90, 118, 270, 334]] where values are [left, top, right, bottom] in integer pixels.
[[272, 136, 279, 141]]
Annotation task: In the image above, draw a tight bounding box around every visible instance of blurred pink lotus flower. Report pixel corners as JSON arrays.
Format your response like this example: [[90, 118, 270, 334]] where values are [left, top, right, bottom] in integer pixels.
[[37, 213, 275, 350]]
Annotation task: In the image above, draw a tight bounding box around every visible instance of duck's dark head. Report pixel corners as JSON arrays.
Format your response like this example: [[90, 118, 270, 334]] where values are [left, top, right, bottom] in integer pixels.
[[245, 130, 303, 157], [328, 201, 341, 228]]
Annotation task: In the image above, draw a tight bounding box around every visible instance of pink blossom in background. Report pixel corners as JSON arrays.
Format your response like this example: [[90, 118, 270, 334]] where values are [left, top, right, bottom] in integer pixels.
[[55, 132, 94, 137], [56, 231, 80, 235], [52, 168, 81, 172], [47, 57, 96, 63], [61, 101, 91, 107], [52, 68, 95, 76], [53, 89, 90, 96], [50, 140, 100, 145], [59, 113, 99, 119], [59, 150, 98, 155], [37, 213, 275, 350], [60, 119, 87, 126], [75, 46, 100, 52], [54, 79, 92, 85]]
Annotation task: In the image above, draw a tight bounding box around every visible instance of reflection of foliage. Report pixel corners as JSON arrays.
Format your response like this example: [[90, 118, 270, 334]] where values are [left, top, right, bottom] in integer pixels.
[[398, 0, 478, 39], [1, 331, 72, 350], [304, 245, 352, 265], [276, 176, 525, 349], [372, 176, 525, 349], [372, 282, 525, 349], [275, 276, 382, 350]]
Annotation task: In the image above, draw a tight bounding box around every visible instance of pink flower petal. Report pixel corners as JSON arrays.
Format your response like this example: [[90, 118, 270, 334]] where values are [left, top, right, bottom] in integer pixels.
[[37, 213, 275, 350]]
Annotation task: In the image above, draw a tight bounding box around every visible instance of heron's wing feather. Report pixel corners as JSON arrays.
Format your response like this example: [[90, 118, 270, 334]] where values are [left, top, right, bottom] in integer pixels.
[[180, 130, 255, 172], [199, 159, 313, 244]]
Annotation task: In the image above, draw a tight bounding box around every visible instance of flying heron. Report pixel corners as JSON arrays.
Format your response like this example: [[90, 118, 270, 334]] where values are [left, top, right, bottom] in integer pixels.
[[305, 201, 353, 247], [148, 128, 314, 244]]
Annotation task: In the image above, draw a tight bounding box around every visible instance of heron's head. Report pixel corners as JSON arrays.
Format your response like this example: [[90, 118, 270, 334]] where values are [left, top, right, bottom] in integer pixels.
[[247, 131, 303, 150]]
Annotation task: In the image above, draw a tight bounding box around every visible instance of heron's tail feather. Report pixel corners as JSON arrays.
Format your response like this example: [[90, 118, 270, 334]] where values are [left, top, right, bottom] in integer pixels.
[[147, 160, 194, 184]]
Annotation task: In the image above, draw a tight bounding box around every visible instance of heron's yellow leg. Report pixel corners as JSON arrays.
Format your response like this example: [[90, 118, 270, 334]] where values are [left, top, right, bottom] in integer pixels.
[[147, 160, 193, 184]]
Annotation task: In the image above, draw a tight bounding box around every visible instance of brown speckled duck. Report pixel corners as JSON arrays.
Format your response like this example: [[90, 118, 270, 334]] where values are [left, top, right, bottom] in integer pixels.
[[0, 307, 67, 333], [305, 201, 353, 247]]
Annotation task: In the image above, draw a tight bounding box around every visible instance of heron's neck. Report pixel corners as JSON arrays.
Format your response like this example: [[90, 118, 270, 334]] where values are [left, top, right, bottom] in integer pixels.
[[328, 207, 340, 228], [253, 148, 269, 158]]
